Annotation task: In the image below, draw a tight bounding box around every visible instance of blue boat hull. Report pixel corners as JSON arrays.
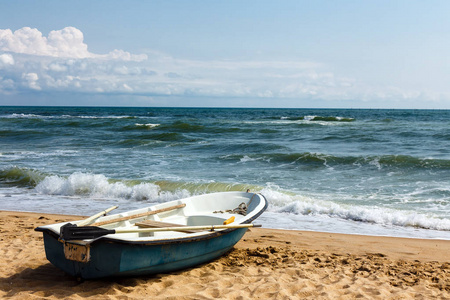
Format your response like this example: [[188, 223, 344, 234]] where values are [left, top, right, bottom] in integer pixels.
[[42, 227, 248, 279]]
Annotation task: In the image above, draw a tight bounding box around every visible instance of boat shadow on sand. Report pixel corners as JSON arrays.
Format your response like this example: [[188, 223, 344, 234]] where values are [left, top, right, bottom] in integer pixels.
[[0, 260, 210, 298]]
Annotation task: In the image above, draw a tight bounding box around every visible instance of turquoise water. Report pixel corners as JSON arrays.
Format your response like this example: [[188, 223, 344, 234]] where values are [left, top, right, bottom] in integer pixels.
[[1, 106, 449, 239]]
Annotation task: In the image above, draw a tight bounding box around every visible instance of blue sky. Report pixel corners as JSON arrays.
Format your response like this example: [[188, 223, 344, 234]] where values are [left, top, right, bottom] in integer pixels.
[[0, 0, 449, 108]]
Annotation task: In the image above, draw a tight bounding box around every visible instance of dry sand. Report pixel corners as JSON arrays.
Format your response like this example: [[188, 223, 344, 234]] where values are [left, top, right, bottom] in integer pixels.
[[0, 210, 448, 299]]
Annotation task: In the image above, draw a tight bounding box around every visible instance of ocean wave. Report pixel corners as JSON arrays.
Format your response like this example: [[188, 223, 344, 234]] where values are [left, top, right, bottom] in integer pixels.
[[154, 180, 258, 194], [304, 115, 355, 122], [220, 152, 450, 170], [277, 199, 450, 231], [1, 150, 79, 161], [270, 115, 355, 122], [1, 113, 136, 120], [79, 115, 136, 120], [261, 188, 450, 231], [120, 123, 161, 131], [0, 129, 41, 138], [162, 121, 205, 132], [2, 167, 448, 232], [134, 132, 186, 142], [0, 168, 259, 195], [33, 173, 263, 203], [0, 166, 47, 187], [0, 168, 255, 200], [34, 172, 173, 201], [126, 121, 247, 135], [278, 116, 300, 120], [2, 113, 48, 119], [157, 122, 246, 134], [33, 173, 256, 202], [135, 123, 160, 129]]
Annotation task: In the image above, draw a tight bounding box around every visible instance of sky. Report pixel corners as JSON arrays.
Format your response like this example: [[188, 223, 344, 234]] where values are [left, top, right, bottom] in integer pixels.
[[0, 0, 449, 108]]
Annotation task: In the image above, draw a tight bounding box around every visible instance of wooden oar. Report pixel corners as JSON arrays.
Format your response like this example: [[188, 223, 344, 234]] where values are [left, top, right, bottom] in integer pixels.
[[77, 206, 119, 226], [90, 203, 186, 227], [60, 223, 261, 241]]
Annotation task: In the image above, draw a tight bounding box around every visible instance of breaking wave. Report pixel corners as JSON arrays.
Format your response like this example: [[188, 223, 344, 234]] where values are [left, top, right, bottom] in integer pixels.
[[278, 115, 355, 122], [0, 166, 47, 187], [0, 168, 256, 202], [1, 167, 448, 232], [262, 188, 450, 231], [221, 153, 450, 170], [1, 113, 136, 120], [34, 172, 171, 202]]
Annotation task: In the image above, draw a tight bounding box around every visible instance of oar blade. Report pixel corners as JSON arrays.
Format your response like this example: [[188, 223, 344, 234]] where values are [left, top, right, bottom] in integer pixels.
[[60, 223, 115, 241]]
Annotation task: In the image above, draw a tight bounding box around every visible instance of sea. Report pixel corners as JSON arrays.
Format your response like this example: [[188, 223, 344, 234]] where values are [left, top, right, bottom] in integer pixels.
[[0, 106, 449, 240]]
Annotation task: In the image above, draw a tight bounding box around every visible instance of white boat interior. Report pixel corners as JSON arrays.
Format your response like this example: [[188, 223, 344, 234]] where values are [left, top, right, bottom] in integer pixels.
[[40, 192, 266, 242]]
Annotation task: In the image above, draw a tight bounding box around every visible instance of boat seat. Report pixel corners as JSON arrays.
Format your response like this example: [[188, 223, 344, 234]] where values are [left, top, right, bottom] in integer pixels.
[[135, 220, 197, 233]]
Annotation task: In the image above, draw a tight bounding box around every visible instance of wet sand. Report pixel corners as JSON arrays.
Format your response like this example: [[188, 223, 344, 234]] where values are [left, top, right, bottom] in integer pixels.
[[0, 211, 448, 299]]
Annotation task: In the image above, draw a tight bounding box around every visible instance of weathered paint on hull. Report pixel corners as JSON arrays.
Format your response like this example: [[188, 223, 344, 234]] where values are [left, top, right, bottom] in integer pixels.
[[42, 228, 247, 279]]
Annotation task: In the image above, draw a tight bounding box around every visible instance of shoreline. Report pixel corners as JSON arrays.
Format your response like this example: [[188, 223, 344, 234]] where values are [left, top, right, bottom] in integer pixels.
[[3, 208, 449, 241], [0, 210, 449, 299]]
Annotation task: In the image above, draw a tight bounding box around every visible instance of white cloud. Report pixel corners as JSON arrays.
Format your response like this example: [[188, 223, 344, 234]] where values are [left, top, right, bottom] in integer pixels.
[[122, 83, 133, 91], [47, 27, 89, 58], [0, 27, 87, 58], [22, 72, 41, 90], [0, 77, 14, 91], [0, 27, 147, 61], [48, 63, 68, 72], [0, 53, 14, 67], [102, 49, 147, 62], [0, 26, 448, 108], [113, 65, 129, 75]]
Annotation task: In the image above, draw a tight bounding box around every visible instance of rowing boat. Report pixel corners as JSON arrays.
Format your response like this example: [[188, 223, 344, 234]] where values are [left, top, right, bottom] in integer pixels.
[[35, 191, 268, 279]]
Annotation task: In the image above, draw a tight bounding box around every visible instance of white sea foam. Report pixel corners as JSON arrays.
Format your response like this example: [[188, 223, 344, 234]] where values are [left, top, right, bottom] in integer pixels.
[[4, 113, 74, 119], [6, 113, 47, 119], [34, 172, 187, 202], [3, 113, 134, 120], [260, 187, 450, 231], [303, 115, 316, 121], [135, 123, 160, 129], [79, 115, 134, 119], [1, 150, 79, 161], [15, 170, 450, 232], [239, 155, 259, 163]]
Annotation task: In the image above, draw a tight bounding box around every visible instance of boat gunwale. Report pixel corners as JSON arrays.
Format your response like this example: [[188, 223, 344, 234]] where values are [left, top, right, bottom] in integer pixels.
[[36, 193, 268, 246]]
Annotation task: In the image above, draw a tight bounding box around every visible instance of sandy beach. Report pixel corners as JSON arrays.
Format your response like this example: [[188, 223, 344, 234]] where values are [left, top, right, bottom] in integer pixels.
[[0, 211, 448, 299]]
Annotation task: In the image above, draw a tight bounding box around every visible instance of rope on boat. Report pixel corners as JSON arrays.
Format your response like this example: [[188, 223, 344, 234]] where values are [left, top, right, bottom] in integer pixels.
[[213, 202, 248, 215], [213, 190, 261, 216]]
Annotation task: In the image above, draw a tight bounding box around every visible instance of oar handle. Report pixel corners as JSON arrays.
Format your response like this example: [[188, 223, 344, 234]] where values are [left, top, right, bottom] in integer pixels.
[[77, 206, 119, 226], [91, 203, 186, 227]]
